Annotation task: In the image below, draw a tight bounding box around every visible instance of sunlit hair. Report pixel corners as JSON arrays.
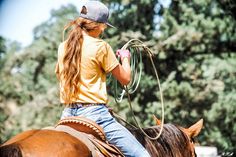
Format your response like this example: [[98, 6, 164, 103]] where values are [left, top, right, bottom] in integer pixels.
[[57, 17, 101, 103]]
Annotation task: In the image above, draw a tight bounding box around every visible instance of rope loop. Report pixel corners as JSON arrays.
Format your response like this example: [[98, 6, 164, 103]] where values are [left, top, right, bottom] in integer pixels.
[[112, 39, 165, 140]]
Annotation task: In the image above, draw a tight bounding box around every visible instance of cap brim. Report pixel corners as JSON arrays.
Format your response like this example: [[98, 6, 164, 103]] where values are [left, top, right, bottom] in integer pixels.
[[106, 22, 116, 28]]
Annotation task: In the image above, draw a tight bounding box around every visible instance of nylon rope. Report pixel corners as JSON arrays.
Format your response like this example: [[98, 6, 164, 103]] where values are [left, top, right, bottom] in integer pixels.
[[111, 39, 165, 140]]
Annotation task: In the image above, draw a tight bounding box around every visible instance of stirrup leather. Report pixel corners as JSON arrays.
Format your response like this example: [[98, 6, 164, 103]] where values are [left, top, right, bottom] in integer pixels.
[[87, 135, 125, 157]]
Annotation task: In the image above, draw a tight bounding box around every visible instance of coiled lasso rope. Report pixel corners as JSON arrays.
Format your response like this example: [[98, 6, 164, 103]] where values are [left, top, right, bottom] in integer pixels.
[[111, 39, 165, 140]]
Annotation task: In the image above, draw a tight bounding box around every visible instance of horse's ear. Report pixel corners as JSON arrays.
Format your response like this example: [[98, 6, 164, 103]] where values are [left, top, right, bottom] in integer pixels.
[[186, 119, 203, 138], [153, 115, 161, 125]]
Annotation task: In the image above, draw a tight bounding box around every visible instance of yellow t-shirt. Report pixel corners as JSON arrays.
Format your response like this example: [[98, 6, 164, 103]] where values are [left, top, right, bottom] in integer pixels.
[[57, 35, 119, 104]]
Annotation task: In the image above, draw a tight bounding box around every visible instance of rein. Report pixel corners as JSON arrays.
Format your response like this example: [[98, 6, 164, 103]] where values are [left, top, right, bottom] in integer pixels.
[[112, 39, 165, 140]]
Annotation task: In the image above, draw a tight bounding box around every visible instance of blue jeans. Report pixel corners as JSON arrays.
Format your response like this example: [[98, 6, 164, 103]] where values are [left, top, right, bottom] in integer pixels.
[[61, 104, 150, 157]]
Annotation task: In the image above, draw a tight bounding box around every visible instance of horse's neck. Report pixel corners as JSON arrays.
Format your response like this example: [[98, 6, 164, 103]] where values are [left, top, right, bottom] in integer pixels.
[[130, 124, 193, 157]]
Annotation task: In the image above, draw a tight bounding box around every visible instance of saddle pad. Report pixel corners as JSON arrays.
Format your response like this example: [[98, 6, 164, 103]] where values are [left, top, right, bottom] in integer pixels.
[[57, 116, 106, 141]]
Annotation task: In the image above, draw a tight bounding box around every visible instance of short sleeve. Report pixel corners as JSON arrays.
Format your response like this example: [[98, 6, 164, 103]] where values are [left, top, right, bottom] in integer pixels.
[[96, 42, 119, 73]]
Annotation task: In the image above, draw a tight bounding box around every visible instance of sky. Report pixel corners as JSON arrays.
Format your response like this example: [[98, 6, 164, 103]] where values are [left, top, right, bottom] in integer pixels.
[[0, 0, 87, 47], [0, 0, 170, 47]]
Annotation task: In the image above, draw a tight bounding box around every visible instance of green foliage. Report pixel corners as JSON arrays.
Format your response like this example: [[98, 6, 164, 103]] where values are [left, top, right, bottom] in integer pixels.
[[107, 0, 236, 152], [0, 0, 235, 154], [0, 36, 6, 59], [0, 4, 77, 143]]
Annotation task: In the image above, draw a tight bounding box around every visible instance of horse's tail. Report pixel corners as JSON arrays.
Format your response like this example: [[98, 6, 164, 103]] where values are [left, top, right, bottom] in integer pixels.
[[0, 144, 22, 157]]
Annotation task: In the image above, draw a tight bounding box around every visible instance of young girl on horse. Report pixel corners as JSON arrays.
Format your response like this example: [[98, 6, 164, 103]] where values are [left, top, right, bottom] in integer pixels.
[[55, 1, 150, 157]]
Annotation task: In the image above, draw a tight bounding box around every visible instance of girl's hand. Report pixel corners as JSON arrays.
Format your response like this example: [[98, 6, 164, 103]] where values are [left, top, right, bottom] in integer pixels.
[[116, 49, 131, 61]]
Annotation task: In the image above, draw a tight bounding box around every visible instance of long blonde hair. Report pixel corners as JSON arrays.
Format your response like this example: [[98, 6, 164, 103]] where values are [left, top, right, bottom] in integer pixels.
[[58, 17, 101, 103]]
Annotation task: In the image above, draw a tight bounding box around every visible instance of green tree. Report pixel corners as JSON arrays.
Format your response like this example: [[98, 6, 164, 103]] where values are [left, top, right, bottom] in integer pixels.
[[0, 4, 78, 142], [156, 0, 236, 151], [103, 0, 236, 152], [1, 0, 235, 154]]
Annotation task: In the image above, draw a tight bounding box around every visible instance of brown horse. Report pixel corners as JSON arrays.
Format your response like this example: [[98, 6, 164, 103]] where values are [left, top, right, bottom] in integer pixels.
[[0, 118, 203, 157]]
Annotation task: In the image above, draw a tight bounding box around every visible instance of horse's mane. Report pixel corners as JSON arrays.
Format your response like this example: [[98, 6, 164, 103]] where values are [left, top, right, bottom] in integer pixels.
[[130, 124, 192, 157]]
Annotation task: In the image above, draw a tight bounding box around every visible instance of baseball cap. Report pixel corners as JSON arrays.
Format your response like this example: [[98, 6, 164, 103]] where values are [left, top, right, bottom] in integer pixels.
[[79, 1, 115, 28]]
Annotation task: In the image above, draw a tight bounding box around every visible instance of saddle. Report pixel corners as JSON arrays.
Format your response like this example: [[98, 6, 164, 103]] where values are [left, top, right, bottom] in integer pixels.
[[56, 116, 124, 157]]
